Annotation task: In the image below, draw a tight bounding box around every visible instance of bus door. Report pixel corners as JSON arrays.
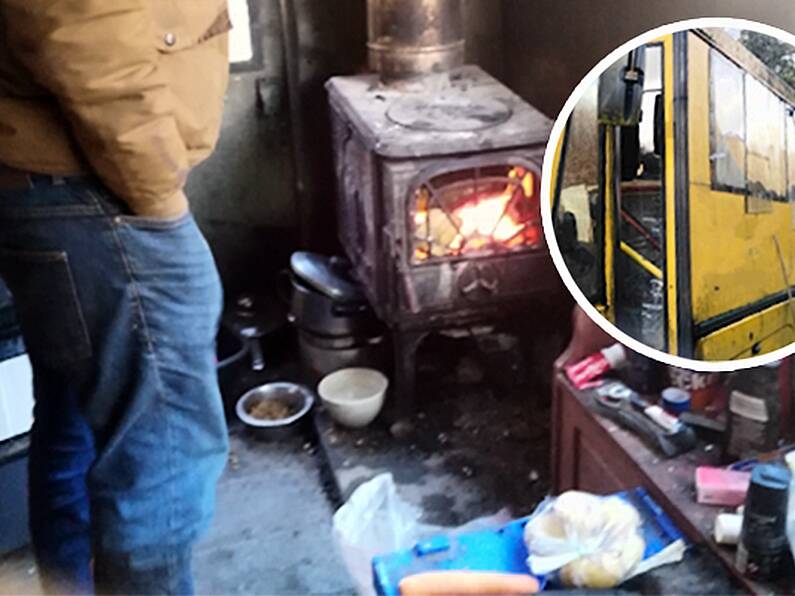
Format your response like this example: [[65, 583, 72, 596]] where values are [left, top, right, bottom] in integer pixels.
[[553, 40, 672, 351], [552, 80, 607, 313], [613, 42, 667, 351]]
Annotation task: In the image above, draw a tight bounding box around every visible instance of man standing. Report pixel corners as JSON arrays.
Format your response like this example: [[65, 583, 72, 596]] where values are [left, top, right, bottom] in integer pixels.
[[0, 1, 231, 593]]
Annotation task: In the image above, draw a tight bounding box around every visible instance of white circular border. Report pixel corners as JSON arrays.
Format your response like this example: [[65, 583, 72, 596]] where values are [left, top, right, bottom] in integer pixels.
[[540, 17, 795, 372]]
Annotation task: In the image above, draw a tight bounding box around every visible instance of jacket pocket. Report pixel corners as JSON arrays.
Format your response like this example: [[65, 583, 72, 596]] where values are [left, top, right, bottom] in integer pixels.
[[0, 249, 92, 369], [150, 0, 232, 53]]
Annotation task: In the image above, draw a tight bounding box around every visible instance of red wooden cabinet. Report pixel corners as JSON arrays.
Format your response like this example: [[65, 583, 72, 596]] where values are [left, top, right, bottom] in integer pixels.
[[551, 374, 645, 494]]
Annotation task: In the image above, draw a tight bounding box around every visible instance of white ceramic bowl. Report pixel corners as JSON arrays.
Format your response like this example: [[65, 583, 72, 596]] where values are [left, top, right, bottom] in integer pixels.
[[317, 367, 388, 428]]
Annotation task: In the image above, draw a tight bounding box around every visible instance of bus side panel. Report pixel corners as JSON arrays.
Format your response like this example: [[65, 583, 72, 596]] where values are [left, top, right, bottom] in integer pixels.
[[696, 301, 793, 360], [688, 34, 795, 335]]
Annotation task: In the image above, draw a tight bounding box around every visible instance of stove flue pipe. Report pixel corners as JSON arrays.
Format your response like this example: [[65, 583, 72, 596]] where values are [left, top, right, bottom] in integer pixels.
[[367, 0, 464, 82]]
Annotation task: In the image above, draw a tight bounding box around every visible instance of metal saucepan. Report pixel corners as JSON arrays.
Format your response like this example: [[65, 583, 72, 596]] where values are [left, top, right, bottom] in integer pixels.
[[288, 275, 378, 338]]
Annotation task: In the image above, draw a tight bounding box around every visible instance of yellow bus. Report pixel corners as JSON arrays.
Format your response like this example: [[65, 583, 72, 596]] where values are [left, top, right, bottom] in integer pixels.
[[552, 28, 795, 360]]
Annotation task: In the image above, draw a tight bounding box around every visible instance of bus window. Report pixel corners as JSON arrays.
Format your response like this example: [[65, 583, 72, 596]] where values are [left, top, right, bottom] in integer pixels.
[[615, 43, 665, 351], [745, 75, 786, 212], [554, 79, 602, 302], [710, 49, 746, 193], [622, 44, 663, 254], [710, 47, 788, 213]]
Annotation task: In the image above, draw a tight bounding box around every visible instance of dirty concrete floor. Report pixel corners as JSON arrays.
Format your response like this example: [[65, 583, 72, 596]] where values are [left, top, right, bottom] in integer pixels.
[[316, 328, 558, 526], [0, 429, 355, 595], [316, 386, 552, 527], [193, 429, 354, 595], [0, 303, 570, 594]]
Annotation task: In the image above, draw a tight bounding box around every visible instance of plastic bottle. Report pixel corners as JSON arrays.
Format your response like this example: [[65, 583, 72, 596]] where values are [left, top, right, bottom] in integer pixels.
[[641, 277, 664, 351]]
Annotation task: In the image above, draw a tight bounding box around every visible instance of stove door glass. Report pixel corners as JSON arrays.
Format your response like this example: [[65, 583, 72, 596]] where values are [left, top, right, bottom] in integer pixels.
[[410, 163, 542, 263]]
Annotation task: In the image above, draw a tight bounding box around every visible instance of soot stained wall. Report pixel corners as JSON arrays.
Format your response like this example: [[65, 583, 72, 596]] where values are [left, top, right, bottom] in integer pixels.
[[186, 1, 795, 297], [185, 0, 507, 296], [502, 0, 795, 118]]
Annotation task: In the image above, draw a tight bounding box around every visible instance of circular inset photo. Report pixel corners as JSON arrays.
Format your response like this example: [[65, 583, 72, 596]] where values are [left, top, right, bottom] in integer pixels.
[[542, 18, 795, 370]]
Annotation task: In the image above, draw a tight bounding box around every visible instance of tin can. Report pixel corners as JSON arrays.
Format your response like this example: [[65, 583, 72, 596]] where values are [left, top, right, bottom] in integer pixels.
[[667, 367, 722, 411], [661, 387, 691, 415]]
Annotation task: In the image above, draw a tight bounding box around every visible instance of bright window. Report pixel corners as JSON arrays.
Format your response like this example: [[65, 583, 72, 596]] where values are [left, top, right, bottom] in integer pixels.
[[554, 79, 602, 302], [710, 47, 790, 213], [745, 74, 786, 210], [228, 0, 254, 64], [558, 79, 599, 246], [709, 50, 746, 192]]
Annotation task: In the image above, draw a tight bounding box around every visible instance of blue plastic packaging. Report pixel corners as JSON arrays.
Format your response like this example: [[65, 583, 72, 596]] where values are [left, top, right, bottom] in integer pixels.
[[372, 487, 685, 595]]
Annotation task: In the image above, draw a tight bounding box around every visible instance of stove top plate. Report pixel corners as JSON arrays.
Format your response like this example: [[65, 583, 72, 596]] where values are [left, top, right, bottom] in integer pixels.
[[386, 95, 512, 132], [326, 65, 552, 158]]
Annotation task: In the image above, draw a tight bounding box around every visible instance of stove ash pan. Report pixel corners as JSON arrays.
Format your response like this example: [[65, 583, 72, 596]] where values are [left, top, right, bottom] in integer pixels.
[[327, 66, 558, 326]]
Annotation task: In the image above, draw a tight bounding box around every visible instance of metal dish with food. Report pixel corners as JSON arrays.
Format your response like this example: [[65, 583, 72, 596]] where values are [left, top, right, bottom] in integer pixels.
[[235, 382, 315, 439]]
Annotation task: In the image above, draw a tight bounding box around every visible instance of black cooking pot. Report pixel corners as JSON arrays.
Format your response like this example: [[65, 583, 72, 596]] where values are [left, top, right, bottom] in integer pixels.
[[288, 252, 380, 338], [298, 329, 386, 384], [290, 276, 376, 337]]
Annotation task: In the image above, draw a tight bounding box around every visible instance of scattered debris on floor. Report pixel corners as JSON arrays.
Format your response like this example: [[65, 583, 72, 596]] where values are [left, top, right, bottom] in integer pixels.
[[316, 335, 554, 526]]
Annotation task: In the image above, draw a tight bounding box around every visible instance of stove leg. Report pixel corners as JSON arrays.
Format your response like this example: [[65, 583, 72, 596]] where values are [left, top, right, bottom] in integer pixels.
[[388, 329, 427, 421]]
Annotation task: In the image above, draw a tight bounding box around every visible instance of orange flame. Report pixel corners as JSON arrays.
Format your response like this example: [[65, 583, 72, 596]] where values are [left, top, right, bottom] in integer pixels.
[[412, 166, 539, 262], [455, 192, 523, 241]]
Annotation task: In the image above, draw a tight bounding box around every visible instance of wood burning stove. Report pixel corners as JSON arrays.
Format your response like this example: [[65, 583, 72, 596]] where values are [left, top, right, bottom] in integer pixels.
[[325, 1, 559, 415]]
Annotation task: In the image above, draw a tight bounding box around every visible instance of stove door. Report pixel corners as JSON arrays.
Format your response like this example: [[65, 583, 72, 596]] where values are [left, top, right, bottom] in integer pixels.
[[408, 159, 544, 265], [390, 154, 556, 315]]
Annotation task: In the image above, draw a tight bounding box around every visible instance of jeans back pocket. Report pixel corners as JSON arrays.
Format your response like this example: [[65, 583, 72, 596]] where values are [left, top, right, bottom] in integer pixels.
[[0, 248, 92, 369]]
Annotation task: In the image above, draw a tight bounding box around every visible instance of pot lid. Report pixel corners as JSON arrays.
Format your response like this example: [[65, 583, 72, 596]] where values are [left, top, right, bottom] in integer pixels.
[[290, 252, 365, 303]]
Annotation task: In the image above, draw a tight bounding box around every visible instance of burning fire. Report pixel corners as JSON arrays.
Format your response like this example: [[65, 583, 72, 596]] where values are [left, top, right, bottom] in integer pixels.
[[413, 166, 540, 262]]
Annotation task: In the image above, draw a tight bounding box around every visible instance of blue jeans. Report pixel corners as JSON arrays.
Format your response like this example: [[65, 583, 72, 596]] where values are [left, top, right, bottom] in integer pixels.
[[0, 176, 229, 594]]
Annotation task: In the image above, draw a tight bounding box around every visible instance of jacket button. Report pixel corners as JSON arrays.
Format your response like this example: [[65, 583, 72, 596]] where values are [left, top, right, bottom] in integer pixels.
[[164, 32, 176, 46]]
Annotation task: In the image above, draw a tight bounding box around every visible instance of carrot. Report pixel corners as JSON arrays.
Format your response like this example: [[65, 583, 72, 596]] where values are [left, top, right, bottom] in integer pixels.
[[399, 571, 540, 595]]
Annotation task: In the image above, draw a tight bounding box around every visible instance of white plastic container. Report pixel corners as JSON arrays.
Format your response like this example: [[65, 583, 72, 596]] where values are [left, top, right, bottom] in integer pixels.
[[0, 354, 33, 442], [318, 368, 388, 428]]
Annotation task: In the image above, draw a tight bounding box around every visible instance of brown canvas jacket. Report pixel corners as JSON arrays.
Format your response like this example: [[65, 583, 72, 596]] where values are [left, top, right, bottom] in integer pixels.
[[0, 0, 230, 217]]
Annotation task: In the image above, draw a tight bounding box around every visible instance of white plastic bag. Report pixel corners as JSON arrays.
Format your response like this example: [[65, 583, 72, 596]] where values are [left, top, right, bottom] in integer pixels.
[[523, 491, 684, 589], [333, 473, 511, 595]]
